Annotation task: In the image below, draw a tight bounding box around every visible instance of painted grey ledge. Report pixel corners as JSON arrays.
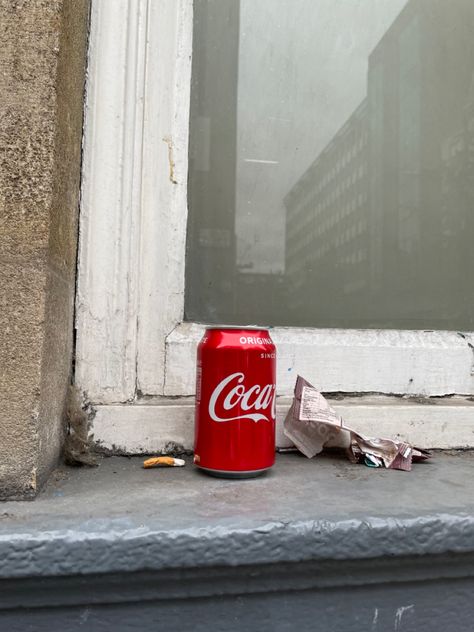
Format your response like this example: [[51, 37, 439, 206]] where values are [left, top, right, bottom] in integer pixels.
[[2, 512, 474, 582], [1, 453, 474, 580]]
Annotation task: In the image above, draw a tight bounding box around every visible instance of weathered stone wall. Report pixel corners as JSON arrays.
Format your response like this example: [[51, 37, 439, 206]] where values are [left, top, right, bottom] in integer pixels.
[[0, 0, 90, 499]]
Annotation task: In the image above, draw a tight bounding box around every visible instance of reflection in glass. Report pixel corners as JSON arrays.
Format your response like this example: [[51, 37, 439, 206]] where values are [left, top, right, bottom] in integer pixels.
[[186, 0, 474, 330]]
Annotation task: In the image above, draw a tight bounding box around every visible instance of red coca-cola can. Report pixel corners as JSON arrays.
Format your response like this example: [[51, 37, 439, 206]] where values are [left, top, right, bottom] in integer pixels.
[[194, 326, 276, 478]]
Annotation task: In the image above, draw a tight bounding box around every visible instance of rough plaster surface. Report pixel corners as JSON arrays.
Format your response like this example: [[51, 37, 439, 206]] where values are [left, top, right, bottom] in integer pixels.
[[0, 0, 89, 499]]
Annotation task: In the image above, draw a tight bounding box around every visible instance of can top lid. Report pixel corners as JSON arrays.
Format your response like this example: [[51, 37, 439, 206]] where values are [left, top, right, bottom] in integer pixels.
[[205, 324, 271, 331]]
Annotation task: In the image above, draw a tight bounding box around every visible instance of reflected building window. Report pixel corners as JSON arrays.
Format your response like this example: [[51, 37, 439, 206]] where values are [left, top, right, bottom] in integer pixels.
[[186, 0, 474, 329]]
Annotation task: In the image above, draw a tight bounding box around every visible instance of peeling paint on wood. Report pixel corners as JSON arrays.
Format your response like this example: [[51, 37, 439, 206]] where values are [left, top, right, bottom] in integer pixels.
[[163, 136, 178, 184], [91, 396, 474, 453], [164, 323, 474, 398], [76, 0, 474, 465], [75, 0, 193, 402]]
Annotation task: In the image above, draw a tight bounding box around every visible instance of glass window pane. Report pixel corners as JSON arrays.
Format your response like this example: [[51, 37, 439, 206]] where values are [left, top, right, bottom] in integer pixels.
[[185, 0, 474, 330]]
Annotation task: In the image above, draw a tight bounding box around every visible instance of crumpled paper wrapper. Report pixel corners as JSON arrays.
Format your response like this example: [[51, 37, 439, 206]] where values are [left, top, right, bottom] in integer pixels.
[[283, 376, 430, 471]]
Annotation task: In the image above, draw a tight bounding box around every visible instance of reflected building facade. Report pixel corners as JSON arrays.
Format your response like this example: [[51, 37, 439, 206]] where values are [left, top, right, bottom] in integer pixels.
[[438, 74, 474, 320], [285, 100, 369, 326], [234, 271, 286, 325], [285, 0, 474, 329], [185, 0, 240, 323]]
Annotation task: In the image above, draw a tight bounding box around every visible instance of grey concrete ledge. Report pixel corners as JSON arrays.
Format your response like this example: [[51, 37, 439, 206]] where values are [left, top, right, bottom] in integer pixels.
[[1, 453, 474, 581], [2, 512, 474, 581]]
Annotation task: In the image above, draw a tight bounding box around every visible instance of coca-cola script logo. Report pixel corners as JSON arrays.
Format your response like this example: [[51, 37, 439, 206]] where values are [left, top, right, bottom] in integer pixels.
[[209, 372, 276, 423]]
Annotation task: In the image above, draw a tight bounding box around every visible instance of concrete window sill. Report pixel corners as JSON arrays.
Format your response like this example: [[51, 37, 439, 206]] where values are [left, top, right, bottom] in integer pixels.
[[2, 453, 474, 630]]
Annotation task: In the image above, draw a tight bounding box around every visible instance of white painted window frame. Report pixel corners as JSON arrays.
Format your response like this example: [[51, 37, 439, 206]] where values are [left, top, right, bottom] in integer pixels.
[[76, 0, 474, 453]]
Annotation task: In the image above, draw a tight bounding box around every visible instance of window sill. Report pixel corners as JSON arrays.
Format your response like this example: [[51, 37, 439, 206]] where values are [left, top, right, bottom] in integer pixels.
[[2, 453, 474, 626], [2, 452, 474, 578]]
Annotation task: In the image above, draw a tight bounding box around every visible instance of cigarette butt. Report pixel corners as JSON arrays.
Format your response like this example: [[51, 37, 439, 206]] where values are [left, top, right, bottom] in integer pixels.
[[143, 456, 186, 469]]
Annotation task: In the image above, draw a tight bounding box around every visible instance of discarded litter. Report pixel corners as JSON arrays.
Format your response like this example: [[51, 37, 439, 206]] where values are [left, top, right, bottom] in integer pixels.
[[143, 457, 186, 469], [283, 376, 430, 471]]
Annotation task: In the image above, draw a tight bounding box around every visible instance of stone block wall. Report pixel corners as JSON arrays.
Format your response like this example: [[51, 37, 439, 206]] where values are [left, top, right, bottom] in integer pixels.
[[0, 0, 90, 498]]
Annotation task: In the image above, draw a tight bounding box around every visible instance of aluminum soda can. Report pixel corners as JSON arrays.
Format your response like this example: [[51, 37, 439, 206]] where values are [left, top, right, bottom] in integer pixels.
[[194, 326, 276, 478]]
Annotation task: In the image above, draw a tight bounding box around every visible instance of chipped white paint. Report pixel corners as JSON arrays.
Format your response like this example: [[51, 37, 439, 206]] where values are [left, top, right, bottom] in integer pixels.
[[92, 396, 474, 453], [135, 0, 193, 395], [75, 0, 149, 402], [77, 0, 474, 452], [93, 400, 196, 454], [165, 323, 474, 397], [371, 608, 379, 630], [394, 604, 414, 630], [76, 0, 193, 403]]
